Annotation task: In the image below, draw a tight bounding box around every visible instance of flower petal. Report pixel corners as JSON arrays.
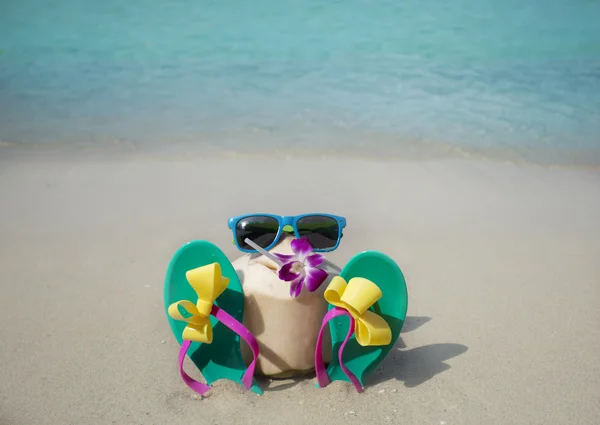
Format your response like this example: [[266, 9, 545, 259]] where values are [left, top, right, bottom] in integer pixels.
[[291, 237, 313, 260], [278, 262, 301, 282], [305, 253, 325, 268], [304, 267, 328, 292], [273, 253, 296, 263], [289, 275, 304, 298]]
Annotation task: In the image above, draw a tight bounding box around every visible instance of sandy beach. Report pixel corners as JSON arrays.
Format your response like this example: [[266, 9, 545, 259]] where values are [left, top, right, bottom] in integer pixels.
[[1, 153, 599, 425]]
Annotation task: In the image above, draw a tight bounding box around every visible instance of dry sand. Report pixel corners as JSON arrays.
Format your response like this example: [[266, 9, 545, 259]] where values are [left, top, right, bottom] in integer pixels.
[[0, 153, 599, 425]]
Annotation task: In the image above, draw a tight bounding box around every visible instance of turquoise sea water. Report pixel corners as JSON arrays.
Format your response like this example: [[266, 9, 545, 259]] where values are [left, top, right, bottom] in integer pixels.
[[1, 0, 600, 164]]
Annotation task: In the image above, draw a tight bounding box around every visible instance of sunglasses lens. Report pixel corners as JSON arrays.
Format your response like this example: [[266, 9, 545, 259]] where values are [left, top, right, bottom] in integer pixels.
[[236, 216, 280, 250], [296, 215, 340, 250]]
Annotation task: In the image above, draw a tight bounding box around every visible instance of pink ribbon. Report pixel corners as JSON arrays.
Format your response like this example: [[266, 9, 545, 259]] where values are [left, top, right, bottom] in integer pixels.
[[314, 307, 363, 393], [178, 304, 259, 395]]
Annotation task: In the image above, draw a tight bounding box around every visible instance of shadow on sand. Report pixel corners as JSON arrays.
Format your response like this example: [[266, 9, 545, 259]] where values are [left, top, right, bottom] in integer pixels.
[[261, 316, 467, 391], [366, 316, 468, 388]]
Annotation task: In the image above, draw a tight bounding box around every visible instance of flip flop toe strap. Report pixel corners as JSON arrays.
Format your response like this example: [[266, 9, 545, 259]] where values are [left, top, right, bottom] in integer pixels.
[[178, 340, 211, 395], [315, 307, 363, 393], [211, 305, 259, 390], [178, 304, 259, 395]]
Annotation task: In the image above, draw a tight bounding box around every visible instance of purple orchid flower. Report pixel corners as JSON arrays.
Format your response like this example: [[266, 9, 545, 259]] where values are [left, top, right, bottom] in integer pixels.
[[273, 237, 329, 298]]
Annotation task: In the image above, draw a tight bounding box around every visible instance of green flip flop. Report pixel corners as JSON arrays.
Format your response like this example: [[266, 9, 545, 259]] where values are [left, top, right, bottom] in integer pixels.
[[314, 250, 408, 392], [164, 240, 263, 395]]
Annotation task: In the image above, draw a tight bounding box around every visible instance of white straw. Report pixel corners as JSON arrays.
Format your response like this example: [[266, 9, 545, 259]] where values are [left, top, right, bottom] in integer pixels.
[[244, 238, 283, 267]]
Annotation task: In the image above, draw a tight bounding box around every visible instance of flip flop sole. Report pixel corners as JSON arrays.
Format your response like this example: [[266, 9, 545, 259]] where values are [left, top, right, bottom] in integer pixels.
[[164, 240, 262, 394], [320, 250, 408, 387]]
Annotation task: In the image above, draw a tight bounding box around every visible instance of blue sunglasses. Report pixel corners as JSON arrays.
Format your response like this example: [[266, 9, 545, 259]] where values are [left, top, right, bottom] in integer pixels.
[[228, 213, 347, 253]]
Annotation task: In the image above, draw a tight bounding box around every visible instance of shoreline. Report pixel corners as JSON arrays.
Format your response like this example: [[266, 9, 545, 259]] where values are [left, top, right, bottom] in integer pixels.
[[2, 139, 600, 171]]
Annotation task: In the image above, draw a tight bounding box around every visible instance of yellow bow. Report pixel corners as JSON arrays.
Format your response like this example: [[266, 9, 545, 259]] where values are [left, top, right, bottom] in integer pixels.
[[324, 276, 392, 347], [167, 262, 230, 344]]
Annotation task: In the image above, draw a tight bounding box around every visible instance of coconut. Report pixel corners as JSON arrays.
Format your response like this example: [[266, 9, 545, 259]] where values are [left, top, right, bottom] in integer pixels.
[[234, 235, 338, 378]]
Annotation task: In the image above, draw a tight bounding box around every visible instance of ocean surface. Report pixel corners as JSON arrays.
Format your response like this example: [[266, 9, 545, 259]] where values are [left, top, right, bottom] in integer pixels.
[[1, 0, 600, 164]]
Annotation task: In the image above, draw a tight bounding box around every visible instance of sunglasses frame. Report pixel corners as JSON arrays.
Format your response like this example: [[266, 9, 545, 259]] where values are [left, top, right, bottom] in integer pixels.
[[228, 213, 347, 253]]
